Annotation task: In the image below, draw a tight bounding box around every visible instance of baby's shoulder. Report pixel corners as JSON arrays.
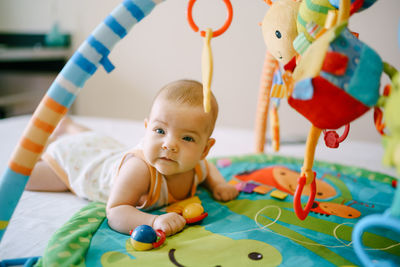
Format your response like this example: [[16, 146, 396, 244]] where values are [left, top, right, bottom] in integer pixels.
[[118, 155, 150, 179]]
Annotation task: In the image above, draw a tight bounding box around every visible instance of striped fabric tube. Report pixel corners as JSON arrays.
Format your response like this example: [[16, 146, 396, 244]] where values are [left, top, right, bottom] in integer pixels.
[[269, 103, 280, 152], [293, 32, 311, 55], [0, 0, 164, 242], [254, 51, 279, 153], [270, 84, 287, 99], [297, 0, 335, 43]]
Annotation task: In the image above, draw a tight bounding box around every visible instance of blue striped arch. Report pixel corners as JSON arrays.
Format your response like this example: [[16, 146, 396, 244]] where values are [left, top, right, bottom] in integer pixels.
[[0, 168, 29, 222], [104, 15, 128, 38], [123, 0, 146, 21], [47, 83, 77, 108], [0, 0, 164, 242]]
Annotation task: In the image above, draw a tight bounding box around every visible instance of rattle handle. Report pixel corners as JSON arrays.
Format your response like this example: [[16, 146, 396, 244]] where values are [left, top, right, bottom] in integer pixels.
[[152, 229, 166, 248]]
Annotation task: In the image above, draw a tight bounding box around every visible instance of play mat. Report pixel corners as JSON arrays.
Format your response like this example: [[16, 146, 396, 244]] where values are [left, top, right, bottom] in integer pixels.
[[34, 154, 399, 266]]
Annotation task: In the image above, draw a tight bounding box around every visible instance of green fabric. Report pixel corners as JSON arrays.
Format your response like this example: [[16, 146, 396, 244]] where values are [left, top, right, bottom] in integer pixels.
[[35, 202, 106, 267], [297, 0, 335, 42]]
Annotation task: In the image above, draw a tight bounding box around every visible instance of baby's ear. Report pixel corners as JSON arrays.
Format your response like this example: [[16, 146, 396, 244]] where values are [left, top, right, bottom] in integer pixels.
[[201, 138, 216, 159]]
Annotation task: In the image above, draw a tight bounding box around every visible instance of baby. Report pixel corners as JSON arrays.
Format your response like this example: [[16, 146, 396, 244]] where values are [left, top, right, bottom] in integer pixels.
[[26, 79, 238, 236]]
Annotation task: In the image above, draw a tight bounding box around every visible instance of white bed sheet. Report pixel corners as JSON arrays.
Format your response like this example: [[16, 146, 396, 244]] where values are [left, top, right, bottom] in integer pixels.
[[0, 115, 396, 260]]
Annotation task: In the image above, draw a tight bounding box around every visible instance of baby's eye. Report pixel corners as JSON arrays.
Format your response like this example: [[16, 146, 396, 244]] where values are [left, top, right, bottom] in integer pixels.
[[275, 30, 281, 39], [155, 128, 165, 135], [182, 136, 194, 142]]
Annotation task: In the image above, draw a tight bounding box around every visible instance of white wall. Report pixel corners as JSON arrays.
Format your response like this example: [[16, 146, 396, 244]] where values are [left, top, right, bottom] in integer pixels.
[[1, 0, 400, 144]]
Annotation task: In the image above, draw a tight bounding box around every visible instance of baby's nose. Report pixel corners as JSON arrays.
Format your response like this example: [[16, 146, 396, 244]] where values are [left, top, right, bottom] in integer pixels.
[[162, 140, 178, 152], [162, 145, 177, 152]]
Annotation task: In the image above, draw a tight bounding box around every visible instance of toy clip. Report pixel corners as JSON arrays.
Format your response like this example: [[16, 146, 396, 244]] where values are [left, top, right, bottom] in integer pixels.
[[293, 172, 316, 220], [187, 0, 233, 38], [152, 229, 166, 248]]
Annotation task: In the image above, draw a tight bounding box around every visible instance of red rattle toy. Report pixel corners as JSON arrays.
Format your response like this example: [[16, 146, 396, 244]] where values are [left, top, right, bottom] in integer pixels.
[[129, 225, 166, 251]]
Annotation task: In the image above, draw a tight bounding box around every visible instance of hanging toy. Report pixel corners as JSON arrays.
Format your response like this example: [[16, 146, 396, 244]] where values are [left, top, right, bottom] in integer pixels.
[[289, 0, 390, 220], [254, 51, 280, 153], [269, 101, 280, 151], [254, 0, 300, 153], [129, 225, 166, 251], [259, 0, 385, 220], [187, 0, 233, 113]]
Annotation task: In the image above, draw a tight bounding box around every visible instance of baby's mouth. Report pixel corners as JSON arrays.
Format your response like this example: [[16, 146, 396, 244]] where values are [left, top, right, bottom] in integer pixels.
[[160, 156, 175, 162]]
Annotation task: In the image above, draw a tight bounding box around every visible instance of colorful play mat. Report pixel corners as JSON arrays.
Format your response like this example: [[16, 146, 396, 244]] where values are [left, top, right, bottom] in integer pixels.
[[35, 154, 399, 266]]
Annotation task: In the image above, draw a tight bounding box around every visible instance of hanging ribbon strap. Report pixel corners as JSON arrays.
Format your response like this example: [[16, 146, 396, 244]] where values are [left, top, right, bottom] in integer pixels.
[[187, 0, 233, 112], [202, 29, 213, 113]]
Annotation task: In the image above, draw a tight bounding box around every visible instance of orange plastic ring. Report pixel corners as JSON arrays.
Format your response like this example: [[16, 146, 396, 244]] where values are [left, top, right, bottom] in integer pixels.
[[373, 107, 385, 136], [187, 0, 233, 38]]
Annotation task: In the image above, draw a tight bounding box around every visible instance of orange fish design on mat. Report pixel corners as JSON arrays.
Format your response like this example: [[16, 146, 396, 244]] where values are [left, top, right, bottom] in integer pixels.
[[235, 166, 362, 218], [234, 166, 336, 199], [311, 201, 361, 219]]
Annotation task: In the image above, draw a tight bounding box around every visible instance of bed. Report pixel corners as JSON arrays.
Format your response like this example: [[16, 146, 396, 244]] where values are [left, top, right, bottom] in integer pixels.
[[0, 114, 398, 266]]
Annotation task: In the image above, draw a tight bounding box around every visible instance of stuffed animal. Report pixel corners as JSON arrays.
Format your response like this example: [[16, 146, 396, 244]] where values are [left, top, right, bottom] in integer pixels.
[[255, 0, 379, 154], [261, 0, 300, 65], [254, 0, 300, 153]]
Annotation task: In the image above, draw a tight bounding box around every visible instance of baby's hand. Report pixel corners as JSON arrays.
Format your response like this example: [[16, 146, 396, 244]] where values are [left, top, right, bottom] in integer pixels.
[[212, 183, 239, 202], [153, 212, 186, 236]]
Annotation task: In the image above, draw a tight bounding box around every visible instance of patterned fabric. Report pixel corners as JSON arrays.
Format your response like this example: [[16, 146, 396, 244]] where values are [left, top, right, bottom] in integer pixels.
[[43, 131, 126, 203], [319, 28, 382, 107], [297, 0, 335, 43]]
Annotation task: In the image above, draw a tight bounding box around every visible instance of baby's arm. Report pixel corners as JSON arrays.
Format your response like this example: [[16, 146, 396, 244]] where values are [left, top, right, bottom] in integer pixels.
[[203, 160, 238, 202], [106, 157, 186, 236]]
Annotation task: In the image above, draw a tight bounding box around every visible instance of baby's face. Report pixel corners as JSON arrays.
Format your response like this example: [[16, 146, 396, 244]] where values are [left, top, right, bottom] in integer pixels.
[[142, 99, 213, 177]]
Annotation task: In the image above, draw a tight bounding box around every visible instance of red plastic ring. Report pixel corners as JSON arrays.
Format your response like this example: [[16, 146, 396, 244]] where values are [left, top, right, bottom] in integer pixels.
[[337, 124, 350, 143], [186, 212, 208, 224], [293, 172, 316, 220], [152, 229, 166, 248], [187, 0, 233, 38]]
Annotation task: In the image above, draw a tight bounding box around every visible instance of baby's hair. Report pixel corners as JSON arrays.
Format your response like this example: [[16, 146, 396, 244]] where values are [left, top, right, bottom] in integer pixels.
[[154, 79, 219, 135]]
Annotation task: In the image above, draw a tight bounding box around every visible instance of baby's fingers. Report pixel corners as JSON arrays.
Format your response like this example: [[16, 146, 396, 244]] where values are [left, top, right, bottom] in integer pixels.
[[214, 190, 229, 201], [165, 214, 186, 236], [214, 187, 238, 202]]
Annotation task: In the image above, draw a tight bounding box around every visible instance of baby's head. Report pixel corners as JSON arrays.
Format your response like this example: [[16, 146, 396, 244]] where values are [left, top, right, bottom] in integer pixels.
[[143, 80, 218, 176], [152, 79, 218, 136]]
